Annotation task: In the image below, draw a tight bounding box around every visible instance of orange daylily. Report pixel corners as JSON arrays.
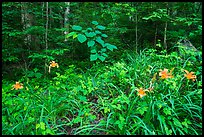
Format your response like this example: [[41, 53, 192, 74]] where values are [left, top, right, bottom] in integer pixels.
[[159, 68, 174, 79], [184, 70, 196, 81], [50, 61, 59, 68], [137, 88, 147, 98], [49, 61, 59, 73], [12, 82, 23, 90]]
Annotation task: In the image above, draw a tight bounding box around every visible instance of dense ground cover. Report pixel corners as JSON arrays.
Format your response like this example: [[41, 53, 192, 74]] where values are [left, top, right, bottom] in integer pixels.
[[2, 49, 202, 135]]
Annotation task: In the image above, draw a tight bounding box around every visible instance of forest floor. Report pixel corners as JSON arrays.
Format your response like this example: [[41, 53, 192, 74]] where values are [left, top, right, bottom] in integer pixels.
[[2, 49, 202, 135]]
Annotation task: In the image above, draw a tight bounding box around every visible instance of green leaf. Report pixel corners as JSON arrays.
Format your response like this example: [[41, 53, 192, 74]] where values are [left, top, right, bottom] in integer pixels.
[[101, 48, 107, 52], [91, 49, 97, 53], [73, 117, 82, 123], [138, 107, 148, 115], [73, 33, 78, 39], [28, 117, 35, 123], [86, 27, 93, 31], [40, 122, 45, 130], [182, 121, 188, 128], [115, 115, 125, 130], [102, 53, 108, 57], [33, 68, 38, 72], [104, 107, 110, 113], [96, 37, 104, 46], [119, 115, 125, 122], [87, 40, 95, 47], [66, 32, 76, 38], [97, 25, 106, 30], [90, 54, 98, 61], [77, 34, 87, 43], [72, 25, 82, 31], [95, 30, 102, 34], [98, 55, 105, 62], [89, 115, 97, 121], [173, 117, 183, 128], [35, 73, 42, 78], [85, 32, 96, 37], [36, 124, 40, 129], [163, 107, 171, 115], [101, 34, 108, 38], [106, 43, 117, 51], [79, 95, 87, 101], [28, 71, 34, 77], [92, 21, 99, 25]]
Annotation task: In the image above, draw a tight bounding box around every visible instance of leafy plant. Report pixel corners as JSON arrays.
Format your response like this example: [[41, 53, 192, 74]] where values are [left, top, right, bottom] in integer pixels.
[[66, 21, 117, 62]]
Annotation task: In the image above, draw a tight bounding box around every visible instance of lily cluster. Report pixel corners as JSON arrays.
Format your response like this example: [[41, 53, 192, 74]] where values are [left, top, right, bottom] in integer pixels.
[[137, 68, 196, 98]]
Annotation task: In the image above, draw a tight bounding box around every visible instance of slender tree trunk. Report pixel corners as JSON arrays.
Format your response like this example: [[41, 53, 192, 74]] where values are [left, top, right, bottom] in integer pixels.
[[45, 2, 49, 74], [21, 2, 32, 48], [135, 7, 138, 53], [163, 21, 167, 51], [21, 2, 33, 71], [64, 2, 70, 42], [41, 2, 45, 50], [163, 3, 168, 51]]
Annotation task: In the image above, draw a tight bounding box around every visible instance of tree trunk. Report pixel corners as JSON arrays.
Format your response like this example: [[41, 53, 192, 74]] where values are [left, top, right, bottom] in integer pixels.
[[163, 3, 168, 51], [21, 2, 33, 70], [64, 2, 70, 42], [45, 2, 49, 74], [135, 6, 138, 53], [163, 21, 167, 51]]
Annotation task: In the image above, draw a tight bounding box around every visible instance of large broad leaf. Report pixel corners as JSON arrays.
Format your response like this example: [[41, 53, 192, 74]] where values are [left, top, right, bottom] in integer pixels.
[[102, 53, 108, 57], [92, 21, 99, 25], [90, 54, 98, 61], [96, 25, 106, 30], [95, 30, 102, 34], [106, 43, 117, 51], [86, 27, 93, 31], [87, 40, 95, 47], [101, 48, 106, 52], [66, 32, 76, 38], [96, 37, 104, 46], [98, 55, 105, 62], [101, 34, 108, 38], [77, 34, 87, 43], [91, 49, 97, 53], [72, 25, 82, 31], [85, 32, 96, 37]]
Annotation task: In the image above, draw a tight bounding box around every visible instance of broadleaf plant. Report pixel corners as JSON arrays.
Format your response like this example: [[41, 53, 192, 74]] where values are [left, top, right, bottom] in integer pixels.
[[67, 21, 117, 62]]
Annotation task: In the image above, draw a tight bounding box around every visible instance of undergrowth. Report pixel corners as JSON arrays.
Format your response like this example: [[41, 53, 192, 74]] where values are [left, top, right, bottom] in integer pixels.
[[2, 49, 202, 135]]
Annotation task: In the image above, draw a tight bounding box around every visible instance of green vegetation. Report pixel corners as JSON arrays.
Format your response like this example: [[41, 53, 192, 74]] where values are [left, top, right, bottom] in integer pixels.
[[2, 2, 202, 135], [67, 21, 117, 62]]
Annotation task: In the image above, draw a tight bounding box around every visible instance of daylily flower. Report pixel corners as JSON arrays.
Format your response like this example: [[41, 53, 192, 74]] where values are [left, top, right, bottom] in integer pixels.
[[49, 61, 59, 73], [12, 82, 23, 90], [137, 88, 147, 98], [50, 61, 59, 68], [184, 70, 196, 81], [159, 68, 174, 79]]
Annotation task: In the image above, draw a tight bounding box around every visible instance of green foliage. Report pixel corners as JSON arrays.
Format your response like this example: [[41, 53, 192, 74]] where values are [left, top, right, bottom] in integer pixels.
[[2, 49, 202, 135], [2, 2, 202, 135], [66, 21, 117, 62]]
